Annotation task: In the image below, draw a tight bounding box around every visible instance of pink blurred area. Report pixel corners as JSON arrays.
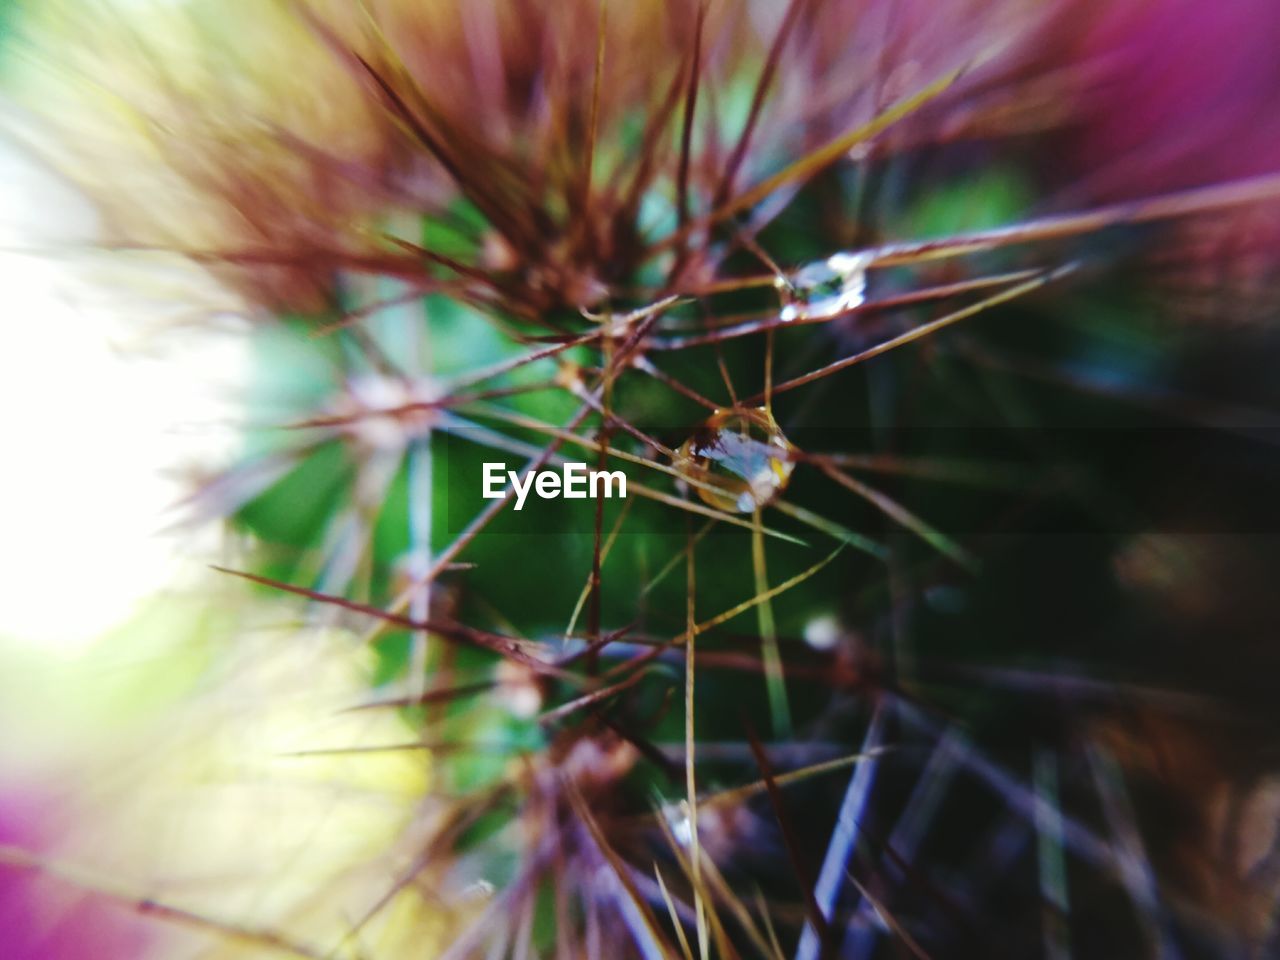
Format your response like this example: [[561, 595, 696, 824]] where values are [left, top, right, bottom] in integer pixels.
[[0, 791, 149, 960], [1053, 0, 1280, 195]]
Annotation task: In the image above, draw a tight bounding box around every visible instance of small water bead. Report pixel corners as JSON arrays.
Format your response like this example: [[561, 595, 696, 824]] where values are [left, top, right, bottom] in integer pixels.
[[674, 407, 796, 513], [802, 613, 841, 651], [776, 250, 873, 322]]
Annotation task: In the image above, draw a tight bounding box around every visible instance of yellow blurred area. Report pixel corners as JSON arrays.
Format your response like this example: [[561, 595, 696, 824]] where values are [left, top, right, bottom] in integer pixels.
[[6, 0, 399, 306], [0, 82, 457, 960], [2, 591, 452, 958]]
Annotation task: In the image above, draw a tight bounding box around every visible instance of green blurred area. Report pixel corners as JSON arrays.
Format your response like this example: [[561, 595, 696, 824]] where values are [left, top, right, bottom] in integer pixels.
[[221, 163, 1226, 786]]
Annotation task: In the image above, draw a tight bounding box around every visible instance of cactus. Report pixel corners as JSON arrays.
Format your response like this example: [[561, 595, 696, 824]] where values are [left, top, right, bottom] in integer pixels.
[[7, 1, 1280, 957]]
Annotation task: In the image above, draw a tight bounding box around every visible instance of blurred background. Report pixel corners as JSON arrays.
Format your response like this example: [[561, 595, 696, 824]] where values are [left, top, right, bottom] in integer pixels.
[[3, 1, 1280, 957]]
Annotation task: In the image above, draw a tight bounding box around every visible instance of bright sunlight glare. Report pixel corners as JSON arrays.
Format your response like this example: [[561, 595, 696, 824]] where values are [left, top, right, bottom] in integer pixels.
[[0, 133, 247, 654]]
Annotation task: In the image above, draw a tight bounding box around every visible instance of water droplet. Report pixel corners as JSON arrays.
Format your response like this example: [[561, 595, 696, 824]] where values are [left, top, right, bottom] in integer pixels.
[[674, 407, 795, 513], [803, 613, 841, 650], [664, 800, 694, 847], [776, 250, 872, 322]]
